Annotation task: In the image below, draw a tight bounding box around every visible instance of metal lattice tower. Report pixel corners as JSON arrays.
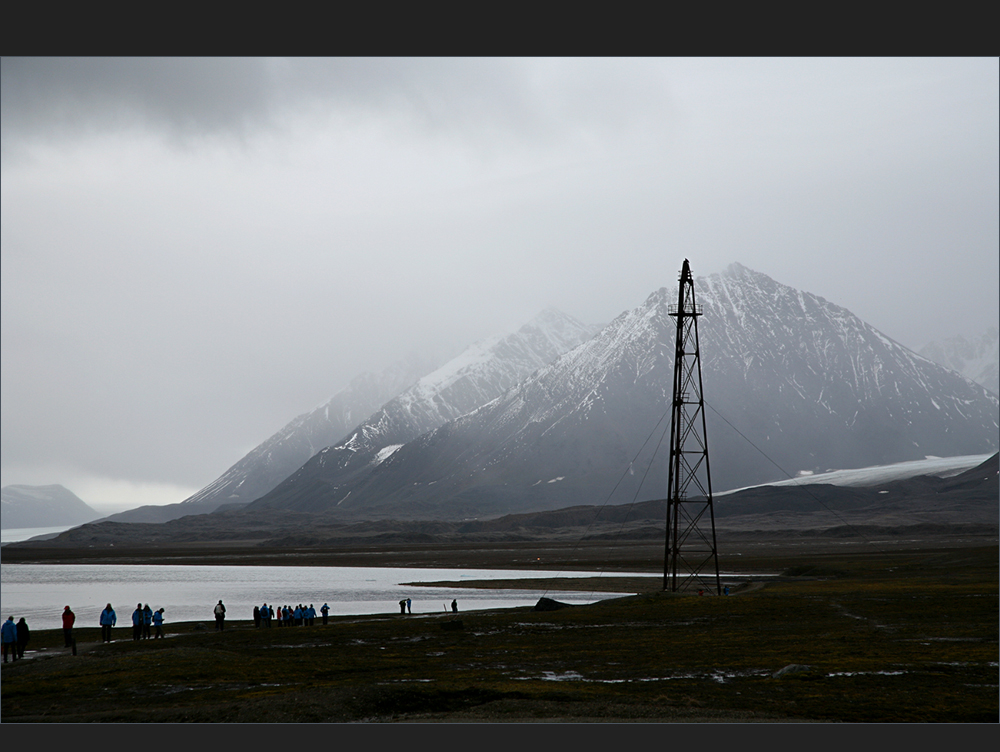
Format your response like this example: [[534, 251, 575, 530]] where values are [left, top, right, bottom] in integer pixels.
[[663, 259, 721, 594]]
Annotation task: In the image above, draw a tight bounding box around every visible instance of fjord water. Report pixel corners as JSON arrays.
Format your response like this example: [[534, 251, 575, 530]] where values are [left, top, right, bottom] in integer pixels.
[[0, 563, 633, 630]]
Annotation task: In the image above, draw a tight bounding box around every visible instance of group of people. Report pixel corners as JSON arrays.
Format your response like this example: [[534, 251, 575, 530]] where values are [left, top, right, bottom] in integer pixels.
[[98, 602, 165, 642], [130, 603, 167, 640], [2, 606, 82, 662], [252, 602, 330, 627], [397, 598, 458, 614], [1, 616, 30, 663], [1, 594, 464, 662]]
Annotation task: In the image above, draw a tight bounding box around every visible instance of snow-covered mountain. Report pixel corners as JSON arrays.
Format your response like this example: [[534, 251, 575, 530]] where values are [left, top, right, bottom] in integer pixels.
[[919, 327, 998, 396], [1, 485, 101, 529], [179, 353, 437, 508], [248, 263, 1000, 519], [247, 308, 600, 511]]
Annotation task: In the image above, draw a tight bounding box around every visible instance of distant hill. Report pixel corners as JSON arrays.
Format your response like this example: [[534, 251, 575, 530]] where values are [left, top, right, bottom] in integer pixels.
[[1, 485, 101, 529]]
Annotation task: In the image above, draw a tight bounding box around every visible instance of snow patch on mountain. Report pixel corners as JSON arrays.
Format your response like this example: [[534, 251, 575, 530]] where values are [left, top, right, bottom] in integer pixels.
[[720, 453, 994, 494]]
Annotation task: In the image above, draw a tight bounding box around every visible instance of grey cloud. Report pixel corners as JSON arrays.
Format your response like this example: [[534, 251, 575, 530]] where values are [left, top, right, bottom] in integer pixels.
[[2, 57, 677, 157]]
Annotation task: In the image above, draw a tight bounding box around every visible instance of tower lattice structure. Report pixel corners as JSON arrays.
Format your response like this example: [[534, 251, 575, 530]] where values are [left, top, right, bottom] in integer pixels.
[[663, 259, 721, 594]]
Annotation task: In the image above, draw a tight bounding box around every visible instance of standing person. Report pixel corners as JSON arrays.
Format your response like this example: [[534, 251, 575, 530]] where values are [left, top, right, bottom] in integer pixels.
[[62, 606, 76, 648], [152, 608, 165, 639], [1, 616, 17, 663], [399, 599, 406, 614], [132, 603, 144, 641], [451, 599, 458, 613], [15, 618, 30, 659], [260, 603, 271, 628], [100, 603, 116, 642], [320, 603, 329, 625], [214, 600, 226, 631], [406, 598, 412, 614], [143, 604, 153, 639], [253, 605, 261, 628], [307, 604, 316, 626]]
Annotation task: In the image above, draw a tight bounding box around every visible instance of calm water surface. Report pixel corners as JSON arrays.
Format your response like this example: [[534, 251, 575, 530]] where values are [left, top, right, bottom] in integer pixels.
[[0, 563, 637, 630]]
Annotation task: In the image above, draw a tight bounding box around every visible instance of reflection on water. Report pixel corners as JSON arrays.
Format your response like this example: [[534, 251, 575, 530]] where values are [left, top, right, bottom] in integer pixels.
[[0, 563, 633, 630]]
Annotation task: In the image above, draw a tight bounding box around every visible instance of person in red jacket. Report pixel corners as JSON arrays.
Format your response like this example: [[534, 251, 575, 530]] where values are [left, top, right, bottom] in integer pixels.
[[62, 606, 76, 648]]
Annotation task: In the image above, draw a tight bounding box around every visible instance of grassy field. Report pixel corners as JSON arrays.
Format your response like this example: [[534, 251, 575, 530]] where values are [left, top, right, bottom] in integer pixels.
[[1, 543, 996, 723]]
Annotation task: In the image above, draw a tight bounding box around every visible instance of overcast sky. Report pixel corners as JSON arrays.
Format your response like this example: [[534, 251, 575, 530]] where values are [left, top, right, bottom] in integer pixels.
[[2, 58, 997, 514]]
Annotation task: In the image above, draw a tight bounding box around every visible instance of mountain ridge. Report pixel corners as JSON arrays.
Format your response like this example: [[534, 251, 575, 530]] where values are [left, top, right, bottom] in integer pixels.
[[247, 262, 999, 519]]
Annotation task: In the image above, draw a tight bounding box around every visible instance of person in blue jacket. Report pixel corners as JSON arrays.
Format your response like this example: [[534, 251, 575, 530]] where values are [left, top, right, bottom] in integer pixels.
[[152, 608, 165, 639], [100, 603, 117, 643], [142, 604, 153, 639], [1, 616, 17, 663]]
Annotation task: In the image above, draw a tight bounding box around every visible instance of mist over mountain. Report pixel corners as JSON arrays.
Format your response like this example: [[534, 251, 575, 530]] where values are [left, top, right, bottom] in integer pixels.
[[180, 353, 439, 507], [248, 263, 999, 519], [1, 484, 100, 529], [244, 309, 600, 512], [919, 327, 998, 396], [96, 354, 438, 524]]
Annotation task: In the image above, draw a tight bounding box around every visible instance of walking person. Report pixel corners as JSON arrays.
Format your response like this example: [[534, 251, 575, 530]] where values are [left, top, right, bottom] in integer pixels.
[[100, 603, 116, 642], [1, 616, 17, 663], [15, 618, 30, 659], [62, 606, 76, 648], [214, 600, 226, 631]]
